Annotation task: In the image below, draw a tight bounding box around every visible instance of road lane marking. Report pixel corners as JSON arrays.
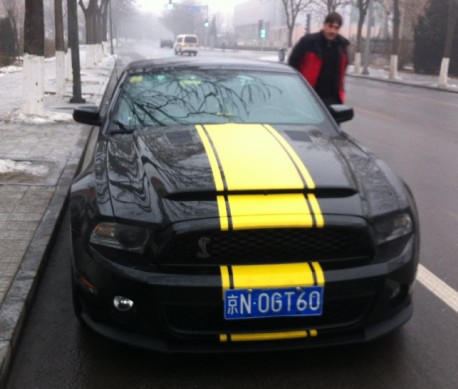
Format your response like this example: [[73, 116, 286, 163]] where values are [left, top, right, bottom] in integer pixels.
[[417, 264, 458, 313], [354, 108, 398, 122], [393, 92, 458, 108]]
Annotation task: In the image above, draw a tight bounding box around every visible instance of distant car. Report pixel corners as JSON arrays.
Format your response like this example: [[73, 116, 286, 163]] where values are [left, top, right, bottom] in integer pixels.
[[71, 57, 420, 353], [174, 34, 199, 56], [160, 39, 173, 48]]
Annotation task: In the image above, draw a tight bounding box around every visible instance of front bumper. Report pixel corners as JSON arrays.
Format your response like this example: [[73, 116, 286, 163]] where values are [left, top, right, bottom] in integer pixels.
[[72, 236, 418, 353]]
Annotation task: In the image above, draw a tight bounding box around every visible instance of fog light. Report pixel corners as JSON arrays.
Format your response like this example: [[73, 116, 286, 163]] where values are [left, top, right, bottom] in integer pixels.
[[113, 296, 134, 312], [389, 283, 401, 299], [389, 284, 409, 308]]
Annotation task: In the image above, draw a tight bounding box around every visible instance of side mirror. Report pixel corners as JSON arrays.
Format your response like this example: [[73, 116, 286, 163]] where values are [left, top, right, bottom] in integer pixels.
[[329, 104, 354, 124], [73, 106, 101, 126]]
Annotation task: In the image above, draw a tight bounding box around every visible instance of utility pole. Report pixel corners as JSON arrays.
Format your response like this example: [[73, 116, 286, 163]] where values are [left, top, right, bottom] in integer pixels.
[[362, 0, 374, 75]]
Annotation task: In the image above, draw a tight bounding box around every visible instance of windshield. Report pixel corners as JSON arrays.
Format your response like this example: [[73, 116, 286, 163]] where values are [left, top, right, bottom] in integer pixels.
[[110, 69, 334, 132]]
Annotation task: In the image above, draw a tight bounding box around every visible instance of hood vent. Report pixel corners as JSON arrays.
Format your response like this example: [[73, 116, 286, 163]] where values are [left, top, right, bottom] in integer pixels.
[[164, 187, 358, 201]]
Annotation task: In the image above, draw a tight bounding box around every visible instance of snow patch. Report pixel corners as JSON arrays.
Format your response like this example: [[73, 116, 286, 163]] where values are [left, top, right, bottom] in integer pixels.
[[2, 109, 73, 123], [0, 66, 22, 74], [0, 159, 49, 176]]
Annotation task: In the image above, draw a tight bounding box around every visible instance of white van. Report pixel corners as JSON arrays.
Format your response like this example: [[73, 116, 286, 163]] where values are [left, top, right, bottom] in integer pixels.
[[174, 34, 199, 56]]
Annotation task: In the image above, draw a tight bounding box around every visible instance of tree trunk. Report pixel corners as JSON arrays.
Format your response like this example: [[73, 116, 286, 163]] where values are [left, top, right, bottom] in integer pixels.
[[391, 0, 401, 55], [389, 0, 401, 80], [68, 0, 85, 103], [55, 0, 66, 96], [443, 0, 456, 58], [439, 0, 456, 88], [24, 0, 44, 56], [22, 0, 45, 116]]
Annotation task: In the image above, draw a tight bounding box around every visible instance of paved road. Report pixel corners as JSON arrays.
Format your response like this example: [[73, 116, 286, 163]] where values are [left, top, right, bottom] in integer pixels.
[[4, 47, 458, 388], [345, 77, 458, 291]]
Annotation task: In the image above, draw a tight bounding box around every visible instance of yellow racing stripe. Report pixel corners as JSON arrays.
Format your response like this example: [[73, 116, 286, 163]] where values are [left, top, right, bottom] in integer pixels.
[[227, 194, 314, 230], [219, 262, 324, 293], [221, 330, 310, 342], [263, 124, 316, 189], [195, 125, 225, 191], [202, 124, 305, 190], [229, 262, 316, 289], [197, 123, 325, 230], [307, 194, 324, 228]]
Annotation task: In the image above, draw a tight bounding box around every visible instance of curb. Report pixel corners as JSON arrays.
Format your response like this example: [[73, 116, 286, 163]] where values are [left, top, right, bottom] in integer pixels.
[[347, 73, 458, 94], [0, 125, 92, 388], [0, 55, 113, 387]]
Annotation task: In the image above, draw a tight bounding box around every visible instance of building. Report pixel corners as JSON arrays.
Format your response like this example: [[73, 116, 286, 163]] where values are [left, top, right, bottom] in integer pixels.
[[233, 0, 310, 49]]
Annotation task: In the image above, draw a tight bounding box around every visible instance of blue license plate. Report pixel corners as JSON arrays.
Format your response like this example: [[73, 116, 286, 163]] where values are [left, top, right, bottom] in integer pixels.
[[224, 286, 323, 320]]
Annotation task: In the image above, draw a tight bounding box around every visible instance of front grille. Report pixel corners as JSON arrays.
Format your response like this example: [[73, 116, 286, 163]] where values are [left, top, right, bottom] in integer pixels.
[[163, 296, 371, 334], [158, 228, 374, 266]]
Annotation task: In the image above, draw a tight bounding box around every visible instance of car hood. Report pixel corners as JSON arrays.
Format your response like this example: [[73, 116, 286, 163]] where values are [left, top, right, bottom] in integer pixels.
[[99, 124, 404, 226]]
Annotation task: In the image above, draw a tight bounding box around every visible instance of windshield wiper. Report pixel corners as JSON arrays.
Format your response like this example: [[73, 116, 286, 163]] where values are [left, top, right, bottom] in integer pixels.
[[109, 120, 136, 134]]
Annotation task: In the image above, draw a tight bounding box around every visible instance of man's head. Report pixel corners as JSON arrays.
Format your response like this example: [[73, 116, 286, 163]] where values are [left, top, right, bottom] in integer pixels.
[[322, 12, 343, 41]]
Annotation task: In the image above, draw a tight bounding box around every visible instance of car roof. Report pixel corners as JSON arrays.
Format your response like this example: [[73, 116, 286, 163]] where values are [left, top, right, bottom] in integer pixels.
[[123, 57, 296, 75]]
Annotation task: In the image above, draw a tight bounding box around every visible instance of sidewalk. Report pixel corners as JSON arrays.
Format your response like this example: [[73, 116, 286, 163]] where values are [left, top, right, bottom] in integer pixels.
[[259, 51, 458, 93], [0, 48, 457, 386], [0, 48, 115, 387], [347, 64, 458, 93]]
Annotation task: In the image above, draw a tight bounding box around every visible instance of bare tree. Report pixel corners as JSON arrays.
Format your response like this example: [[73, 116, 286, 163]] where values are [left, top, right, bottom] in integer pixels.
[[280, 0, 316, 48], [351, 0, 368, 74], [22, 0, 45, 116], [352, 0, 370, 54], [317, 0, 351, 13], [78, 0, 110, 66], [1, 0, 23, 56]]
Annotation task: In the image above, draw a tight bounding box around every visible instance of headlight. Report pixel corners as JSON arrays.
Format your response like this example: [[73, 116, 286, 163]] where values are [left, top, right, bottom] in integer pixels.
[[90, 222, 150, 253], [374, 213, 413, 244]]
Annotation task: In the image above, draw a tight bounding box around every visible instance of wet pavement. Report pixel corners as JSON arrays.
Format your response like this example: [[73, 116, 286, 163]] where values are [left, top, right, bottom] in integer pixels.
[[0, 48, 115, 387]]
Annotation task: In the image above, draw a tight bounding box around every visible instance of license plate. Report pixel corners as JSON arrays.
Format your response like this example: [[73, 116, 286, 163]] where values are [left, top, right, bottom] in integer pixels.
[[224, 286, 323, 320]]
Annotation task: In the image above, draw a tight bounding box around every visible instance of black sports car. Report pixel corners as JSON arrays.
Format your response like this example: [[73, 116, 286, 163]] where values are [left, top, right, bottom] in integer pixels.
[[70, 57, 419, 352]]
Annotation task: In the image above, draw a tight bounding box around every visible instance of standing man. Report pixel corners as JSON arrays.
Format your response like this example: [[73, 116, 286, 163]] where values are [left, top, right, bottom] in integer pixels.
[[288, 12, 349, 107]]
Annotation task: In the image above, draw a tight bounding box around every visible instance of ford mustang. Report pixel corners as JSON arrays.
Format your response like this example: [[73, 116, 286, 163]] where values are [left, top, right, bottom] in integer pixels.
[[70, 57, 419, 352]]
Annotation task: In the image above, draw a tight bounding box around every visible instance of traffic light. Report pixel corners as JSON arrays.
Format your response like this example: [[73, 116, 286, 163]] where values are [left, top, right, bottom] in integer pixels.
[[204, 19, 209, 28], [167, 0, 173, 10], [258, 19, 267, 39]]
